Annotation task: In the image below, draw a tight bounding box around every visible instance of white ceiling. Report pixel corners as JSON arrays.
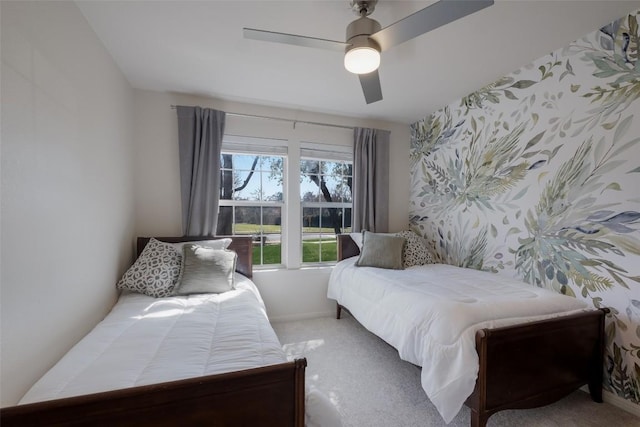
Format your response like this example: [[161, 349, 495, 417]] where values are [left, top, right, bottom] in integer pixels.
[[76, 1, 640, 124]]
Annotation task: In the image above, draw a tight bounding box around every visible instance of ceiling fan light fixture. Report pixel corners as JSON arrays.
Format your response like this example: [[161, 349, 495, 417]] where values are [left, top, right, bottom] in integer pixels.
[[344, 46, 380, 74]]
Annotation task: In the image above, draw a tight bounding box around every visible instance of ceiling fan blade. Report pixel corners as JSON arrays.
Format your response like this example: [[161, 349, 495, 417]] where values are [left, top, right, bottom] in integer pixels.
[[243, 28, 348, 52], [370, 0, 493, 51], [359, 70, 383, 104]]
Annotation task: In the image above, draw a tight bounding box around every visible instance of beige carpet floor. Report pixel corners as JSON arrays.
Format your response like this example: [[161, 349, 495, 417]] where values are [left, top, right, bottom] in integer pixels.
[[272, 312, 640, 427]]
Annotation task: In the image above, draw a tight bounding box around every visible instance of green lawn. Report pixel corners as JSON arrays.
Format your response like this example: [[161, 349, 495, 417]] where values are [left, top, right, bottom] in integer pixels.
[[232, 222, 343, 264], [253, 239, 338, 265], [255, 244, 281, 265], [302, 239, 338, 263]]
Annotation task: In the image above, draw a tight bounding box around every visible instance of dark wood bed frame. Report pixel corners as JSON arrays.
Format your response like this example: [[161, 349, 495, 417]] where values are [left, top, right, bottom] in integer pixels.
[[336, 234, 607, 427], [1, 236, 306, 427]]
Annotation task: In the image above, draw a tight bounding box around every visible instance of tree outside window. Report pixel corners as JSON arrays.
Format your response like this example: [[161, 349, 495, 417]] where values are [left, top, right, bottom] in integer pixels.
[[300, 158, 352, 263], [217, 153, 284, 266]]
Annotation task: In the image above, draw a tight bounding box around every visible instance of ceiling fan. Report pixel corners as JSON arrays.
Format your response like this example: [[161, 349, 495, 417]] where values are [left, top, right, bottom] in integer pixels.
[[243, 0, 494, 104]]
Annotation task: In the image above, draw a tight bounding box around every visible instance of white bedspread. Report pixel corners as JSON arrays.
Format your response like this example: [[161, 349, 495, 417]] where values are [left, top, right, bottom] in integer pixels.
[[327, 258, 589, 423], [20, 273, 286, 404]]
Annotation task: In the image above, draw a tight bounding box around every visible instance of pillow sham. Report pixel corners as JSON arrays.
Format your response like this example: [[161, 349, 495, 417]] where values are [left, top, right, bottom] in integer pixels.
[[356, 231, 405, 270], [116, 238, 182, 298], [395, 230, 435, 267], [173, 244, 237, 295]]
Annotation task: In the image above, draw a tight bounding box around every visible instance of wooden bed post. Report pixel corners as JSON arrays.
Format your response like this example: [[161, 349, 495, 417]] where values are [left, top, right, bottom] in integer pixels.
[[588, 307, 609, 403], [294, 358, 307, 426], [469, 330, 489, 427]]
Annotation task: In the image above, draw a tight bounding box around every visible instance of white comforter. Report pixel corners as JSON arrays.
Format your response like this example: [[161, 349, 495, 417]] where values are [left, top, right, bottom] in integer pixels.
[[20, 273, 286, 404], [327, 258, 589, 423]]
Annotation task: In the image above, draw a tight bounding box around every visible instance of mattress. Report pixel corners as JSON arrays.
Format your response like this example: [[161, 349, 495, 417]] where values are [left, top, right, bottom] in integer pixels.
[[327, 258, 590, 423], [20, 273, 286, 404]]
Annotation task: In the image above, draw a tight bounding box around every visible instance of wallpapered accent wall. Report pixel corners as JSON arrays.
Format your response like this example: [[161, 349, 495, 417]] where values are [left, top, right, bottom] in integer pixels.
[[410, 11, 640, 405]]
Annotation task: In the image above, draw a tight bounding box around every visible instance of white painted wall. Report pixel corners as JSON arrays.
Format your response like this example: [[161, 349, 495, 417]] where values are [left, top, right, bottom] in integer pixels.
[[133, 89, 409, 320], [1, 1, 135, 406]]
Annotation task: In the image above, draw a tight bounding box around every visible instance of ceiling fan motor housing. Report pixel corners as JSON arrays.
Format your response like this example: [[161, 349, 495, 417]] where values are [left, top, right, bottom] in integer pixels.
[[346, 16, 381, 53]]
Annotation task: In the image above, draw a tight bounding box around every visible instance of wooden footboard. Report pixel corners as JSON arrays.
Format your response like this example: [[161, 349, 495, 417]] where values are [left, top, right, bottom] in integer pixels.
[[466, 309, 607, 427], [1, 358, 307, 427]]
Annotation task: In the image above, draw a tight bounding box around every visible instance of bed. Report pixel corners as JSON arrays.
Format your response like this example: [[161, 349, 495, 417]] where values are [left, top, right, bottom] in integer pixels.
[[331, 233, 607, 427], [0, 236, 307, 427]]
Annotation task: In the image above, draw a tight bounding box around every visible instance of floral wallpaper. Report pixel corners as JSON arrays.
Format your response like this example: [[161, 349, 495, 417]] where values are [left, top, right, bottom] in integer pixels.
[[410, 11, 640, 405]]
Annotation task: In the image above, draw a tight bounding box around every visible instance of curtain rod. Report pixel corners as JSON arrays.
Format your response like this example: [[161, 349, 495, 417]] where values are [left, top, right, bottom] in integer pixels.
[[170, 105, 354, 131]]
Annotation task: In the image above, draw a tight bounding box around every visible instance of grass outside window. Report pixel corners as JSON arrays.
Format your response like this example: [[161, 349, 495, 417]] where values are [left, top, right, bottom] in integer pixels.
[[252, 239, 338, 265]]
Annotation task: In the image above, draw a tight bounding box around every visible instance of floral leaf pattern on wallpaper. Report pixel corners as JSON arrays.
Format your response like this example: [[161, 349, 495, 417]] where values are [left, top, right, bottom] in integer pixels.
[[513, 128, 640, 297], [571, 14, 640, 135], [410, 106, 465, 166], [410, 11, 640, 405], [460, 56, 569, 112], [410, 118, 553, 218]]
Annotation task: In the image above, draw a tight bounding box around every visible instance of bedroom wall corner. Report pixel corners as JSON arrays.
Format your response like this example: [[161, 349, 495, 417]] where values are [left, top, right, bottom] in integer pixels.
[[408, 10, 640, 410], [1, 1, 135, 406]]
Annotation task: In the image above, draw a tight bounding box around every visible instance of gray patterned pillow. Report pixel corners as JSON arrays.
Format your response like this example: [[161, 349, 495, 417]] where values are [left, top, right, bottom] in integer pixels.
[[395, 230, 435, 267], [116, 238, 182, 298]]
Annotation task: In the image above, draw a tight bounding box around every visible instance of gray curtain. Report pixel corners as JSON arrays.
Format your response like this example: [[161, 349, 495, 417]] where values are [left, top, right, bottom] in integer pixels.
[[176, 106, 226, 236], [352, 127, 390, 233]]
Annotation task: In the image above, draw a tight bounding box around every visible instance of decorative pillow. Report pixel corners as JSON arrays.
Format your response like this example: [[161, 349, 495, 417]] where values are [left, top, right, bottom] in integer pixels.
[[173, 245, 237, 295], [169, 238, 232, 251], [395, 230, 435, 267], [355, 231, 405, 270], [116, 238, 182, 298]]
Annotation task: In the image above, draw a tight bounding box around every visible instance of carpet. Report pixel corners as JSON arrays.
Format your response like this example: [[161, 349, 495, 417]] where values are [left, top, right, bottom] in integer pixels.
[[272, 312, 639, 427]]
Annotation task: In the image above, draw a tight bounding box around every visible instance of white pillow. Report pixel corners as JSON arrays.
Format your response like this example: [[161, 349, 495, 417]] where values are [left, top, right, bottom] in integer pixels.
[[169, 238, 232, 251], [116, 238, 182, 298]]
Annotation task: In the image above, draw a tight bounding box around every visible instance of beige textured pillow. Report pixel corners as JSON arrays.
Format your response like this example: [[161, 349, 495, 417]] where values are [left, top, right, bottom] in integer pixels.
[[173, 245, 237, 295], [395, 230, 435, 267], [356, 231, 405, 270]]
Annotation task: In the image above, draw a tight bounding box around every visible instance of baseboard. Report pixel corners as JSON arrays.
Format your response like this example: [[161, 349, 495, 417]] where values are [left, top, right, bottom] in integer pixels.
[[269, 310, 334, 323], [580, 386, 640, 417], [603, 389, 640, 417]]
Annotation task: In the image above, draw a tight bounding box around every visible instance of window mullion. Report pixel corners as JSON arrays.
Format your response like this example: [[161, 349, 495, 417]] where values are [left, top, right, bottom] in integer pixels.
[[286, 139, 302, 269]]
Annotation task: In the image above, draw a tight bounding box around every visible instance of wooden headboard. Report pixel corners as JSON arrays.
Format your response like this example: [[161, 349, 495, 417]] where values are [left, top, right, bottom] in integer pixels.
[[337, 234, 360, 261], [137, 236, 253, 278]]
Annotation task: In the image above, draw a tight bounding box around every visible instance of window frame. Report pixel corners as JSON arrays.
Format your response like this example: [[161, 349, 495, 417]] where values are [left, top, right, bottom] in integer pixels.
[[299, 154, 353, 266], [219, 136, 353, 270], [218, 136, 288, 269]]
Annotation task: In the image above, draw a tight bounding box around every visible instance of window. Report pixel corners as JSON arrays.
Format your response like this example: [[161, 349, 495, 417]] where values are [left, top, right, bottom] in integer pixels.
[[218, 135, 353, 268], [300, 149, 353, 264], [216, 138, 287, 267]]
